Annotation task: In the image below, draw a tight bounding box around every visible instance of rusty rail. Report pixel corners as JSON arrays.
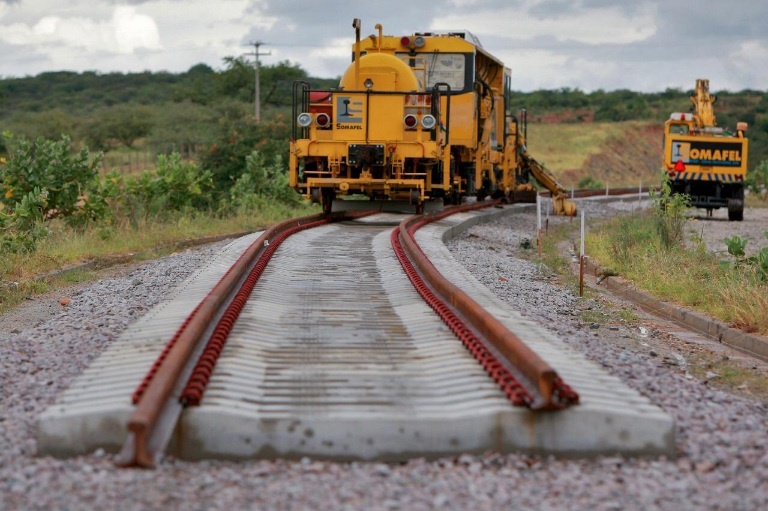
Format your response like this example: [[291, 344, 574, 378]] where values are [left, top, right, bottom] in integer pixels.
[[116, 199, 580, 467], [116, 211, 370, 468], [538, 185, 658, 199], [392, 200, 579, 409]]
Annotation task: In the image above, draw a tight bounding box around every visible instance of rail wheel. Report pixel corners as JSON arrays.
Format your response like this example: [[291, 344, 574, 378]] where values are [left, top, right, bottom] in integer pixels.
[[410, 190, 424, 215], [321, 189, 335, 215]]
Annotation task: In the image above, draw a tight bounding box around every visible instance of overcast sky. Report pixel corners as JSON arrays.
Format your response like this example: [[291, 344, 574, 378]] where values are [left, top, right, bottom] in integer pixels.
[[1, 0, 767, 92]]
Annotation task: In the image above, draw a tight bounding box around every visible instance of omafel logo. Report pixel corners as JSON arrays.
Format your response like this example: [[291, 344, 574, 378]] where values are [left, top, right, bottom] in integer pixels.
[[336, 96, 363, 124]]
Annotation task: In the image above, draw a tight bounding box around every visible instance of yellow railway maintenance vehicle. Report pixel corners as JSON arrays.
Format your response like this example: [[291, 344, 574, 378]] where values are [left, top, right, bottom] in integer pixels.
[[289, 19, 575, 215], [663, 79, 749, 221]]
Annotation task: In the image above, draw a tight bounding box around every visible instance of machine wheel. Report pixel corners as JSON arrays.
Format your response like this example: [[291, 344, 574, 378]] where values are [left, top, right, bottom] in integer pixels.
[[321, 189, 335, 215]]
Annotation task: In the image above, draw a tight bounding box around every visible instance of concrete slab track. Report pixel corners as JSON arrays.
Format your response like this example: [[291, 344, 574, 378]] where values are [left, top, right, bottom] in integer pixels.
[[38, 206, 675, 461]]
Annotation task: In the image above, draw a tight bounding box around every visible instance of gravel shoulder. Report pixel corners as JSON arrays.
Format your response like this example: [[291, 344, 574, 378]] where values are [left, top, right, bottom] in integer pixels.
[[0, 204, 766, 511]]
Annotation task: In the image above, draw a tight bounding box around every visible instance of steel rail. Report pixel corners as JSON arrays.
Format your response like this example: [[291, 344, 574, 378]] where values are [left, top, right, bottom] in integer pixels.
[[116, 211, 370, 468], [393, 201, 579, 410], [538, 186, 658, 199]]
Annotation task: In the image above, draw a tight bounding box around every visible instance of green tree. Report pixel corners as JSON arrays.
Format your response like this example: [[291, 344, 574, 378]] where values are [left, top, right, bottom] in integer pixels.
[[260, 60, 308, 107], [216, 56, 255, 102], [200, 114, 290, 195], [149, 100, 218, 157], [172, 63, 217, 105], [81, 104, 154, 150]]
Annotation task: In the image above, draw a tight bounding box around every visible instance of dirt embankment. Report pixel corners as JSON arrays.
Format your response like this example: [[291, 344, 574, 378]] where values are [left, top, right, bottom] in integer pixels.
[[559, 123, 664, 187]]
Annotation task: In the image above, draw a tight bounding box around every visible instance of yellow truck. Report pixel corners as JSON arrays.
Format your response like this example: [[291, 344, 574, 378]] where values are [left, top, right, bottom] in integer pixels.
[[663, 79, 748, 221]]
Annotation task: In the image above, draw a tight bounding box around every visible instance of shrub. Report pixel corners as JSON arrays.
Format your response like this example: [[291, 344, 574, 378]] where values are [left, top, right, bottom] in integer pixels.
[[108, 153, 214, 225], [651, 171, 689, 249], [200, 115, 290, 196], [1, 133, 104, 224], [746, 160, 768, 200], [224, 151, 301, 214], [577, 175, 604, 190], [0, 187, 50, 253], [723, 232, 768, 281]]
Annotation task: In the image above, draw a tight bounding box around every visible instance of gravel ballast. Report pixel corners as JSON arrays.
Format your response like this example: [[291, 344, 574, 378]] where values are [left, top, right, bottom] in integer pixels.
[[0, 201, 766, 511]]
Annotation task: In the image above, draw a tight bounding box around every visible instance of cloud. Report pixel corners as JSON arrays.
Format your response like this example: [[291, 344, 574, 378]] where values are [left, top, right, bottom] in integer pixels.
[[112, 6, 161, 53], [432, 1, 657, 45], [1, 0, 768, 91], [0, 5, 160, 54]]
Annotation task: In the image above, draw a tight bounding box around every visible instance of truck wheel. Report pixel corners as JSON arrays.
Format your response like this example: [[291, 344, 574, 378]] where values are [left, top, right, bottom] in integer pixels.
[[727, 198, 744, 221]]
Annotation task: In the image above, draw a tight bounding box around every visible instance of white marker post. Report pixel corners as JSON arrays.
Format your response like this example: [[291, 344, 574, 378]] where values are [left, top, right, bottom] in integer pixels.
[[570, 184, 575, 223], [536, 193, 542, 256], [580, 210, 586, 297]]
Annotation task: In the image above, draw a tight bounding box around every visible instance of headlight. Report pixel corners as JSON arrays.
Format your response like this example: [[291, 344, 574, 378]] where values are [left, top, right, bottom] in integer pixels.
[[297, 112, 313, 127], [421, 115, 437, 130]]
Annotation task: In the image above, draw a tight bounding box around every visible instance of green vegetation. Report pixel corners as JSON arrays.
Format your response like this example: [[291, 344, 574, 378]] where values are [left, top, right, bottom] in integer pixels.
[[509, 87, 768, 169], [1, 59, 766, 324], [585, 176, 768, 335], [0, 110, 312, 312], [746, 159, 768, 199]]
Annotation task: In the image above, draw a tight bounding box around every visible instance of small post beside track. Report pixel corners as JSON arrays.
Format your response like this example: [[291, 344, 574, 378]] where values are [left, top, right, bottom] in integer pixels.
[[536, 193, 542, 256], [579, 210, 585, 297]]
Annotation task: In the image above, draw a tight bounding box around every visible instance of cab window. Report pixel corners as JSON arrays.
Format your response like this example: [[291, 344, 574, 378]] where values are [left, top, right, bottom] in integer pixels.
[[396, 52, 473, 93]]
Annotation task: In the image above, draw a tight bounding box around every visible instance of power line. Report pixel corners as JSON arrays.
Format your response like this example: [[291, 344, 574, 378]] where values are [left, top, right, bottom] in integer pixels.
[[245, 41, 271, 122]]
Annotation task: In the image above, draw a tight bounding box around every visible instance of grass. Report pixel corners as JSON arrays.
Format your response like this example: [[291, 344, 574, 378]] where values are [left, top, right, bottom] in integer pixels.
[[0, 202, 319, 313], [746, 194, 768, 208], [526, 121, 634, 179], [585, 209, 768, 335], [535, 207, 768, 404], [687, 352, 768, 404]]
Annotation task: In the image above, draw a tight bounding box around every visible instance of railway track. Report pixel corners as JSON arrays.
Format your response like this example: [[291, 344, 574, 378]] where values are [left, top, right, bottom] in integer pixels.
[[38, 199, 674, 466]]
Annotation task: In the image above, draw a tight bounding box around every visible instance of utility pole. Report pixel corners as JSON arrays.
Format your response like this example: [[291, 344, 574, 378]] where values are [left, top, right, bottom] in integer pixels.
[[246, 41, 271, 122]]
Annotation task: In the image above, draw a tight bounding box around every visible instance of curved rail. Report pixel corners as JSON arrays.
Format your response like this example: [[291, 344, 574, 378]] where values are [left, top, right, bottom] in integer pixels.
[[116, 200, 581, 467], [538, 185, 658, 199], [392, 201, 579, 410], [116, 211, 372, 468]]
